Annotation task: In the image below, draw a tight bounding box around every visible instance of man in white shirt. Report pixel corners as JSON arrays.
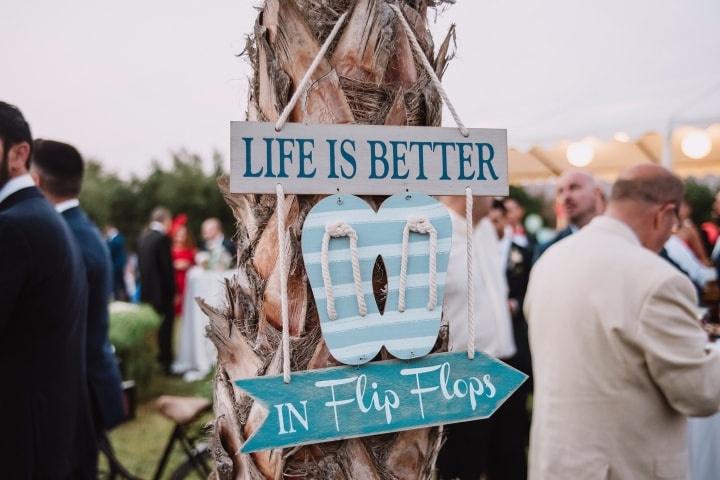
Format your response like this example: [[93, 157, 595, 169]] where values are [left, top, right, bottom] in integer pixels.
[[436, 195, 517, 480], [197, 217, 234, 270]]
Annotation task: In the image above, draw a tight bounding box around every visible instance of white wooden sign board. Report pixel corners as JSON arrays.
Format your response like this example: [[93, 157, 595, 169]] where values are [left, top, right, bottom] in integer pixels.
[[230, 122, 508, 195]]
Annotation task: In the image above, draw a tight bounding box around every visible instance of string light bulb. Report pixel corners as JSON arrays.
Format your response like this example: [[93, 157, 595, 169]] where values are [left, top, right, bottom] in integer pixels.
[[566, 141, 594, 167], [681, 130, 712, 159]]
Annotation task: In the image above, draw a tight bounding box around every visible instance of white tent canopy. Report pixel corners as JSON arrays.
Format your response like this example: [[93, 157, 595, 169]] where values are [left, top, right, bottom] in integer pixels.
[[429, 0, 720, 181], [507, 126, 720, 184], [2, 0, 718, 178]]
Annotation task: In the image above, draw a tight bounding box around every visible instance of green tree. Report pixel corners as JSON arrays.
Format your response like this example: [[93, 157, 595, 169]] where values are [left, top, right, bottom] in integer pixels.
[[685, 179, 715, 225], [80, 150, 234, 250]]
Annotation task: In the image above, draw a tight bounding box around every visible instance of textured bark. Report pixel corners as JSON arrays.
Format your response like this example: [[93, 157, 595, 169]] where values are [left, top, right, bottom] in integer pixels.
[[206, 1, 456, 478]]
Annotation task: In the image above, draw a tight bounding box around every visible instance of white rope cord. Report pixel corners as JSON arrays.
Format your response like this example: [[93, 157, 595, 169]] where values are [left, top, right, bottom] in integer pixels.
[[275, 184, 292, 383], [466, 188, 475, 359], [320, 222, 367, 321], [388, 4, 469, 138], [398, 217, 438, 312], [274, 11, 349, 132]]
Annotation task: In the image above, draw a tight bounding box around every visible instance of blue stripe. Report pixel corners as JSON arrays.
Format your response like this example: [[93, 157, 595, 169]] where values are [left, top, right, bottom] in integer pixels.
[[302, 219, 452, 252], [323, 317, 441, 348]]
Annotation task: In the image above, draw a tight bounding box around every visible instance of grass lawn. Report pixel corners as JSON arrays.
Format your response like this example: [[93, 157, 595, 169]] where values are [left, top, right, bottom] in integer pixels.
[[103, 372, 214, 479]]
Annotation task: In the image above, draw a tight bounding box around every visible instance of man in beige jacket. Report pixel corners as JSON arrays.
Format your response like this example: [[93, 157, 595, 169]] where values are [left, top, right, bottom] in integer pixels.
[[525, 164, 720, 479]]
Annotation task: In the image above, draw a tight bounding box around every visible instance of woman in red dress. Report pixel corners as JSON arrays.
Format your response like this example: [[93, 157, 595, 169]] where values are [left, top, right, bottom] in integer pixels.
[[170, 214, 196, 316]]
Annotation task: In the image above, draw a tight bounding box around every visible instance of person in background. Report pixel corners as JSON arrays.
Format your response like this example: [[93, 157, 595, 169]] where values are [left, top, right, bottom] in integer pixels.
[[105, 223, 129, 301], [503, 196, 535, 249], [664, 198, 717, 291], [170, 213, 196, 316], [533, 170, 603, 262], [676, 199, 712, 266], [0, 102, 96, 478], [436, 195, 517, 480], [125, 252, 140, 302], [197, 217, 234, 270], [700, 190, 720, 256], [525, 164, 720, 479], [490, 199, 533, 381], [30, 139, 125, 452], [483, 199, 533, 480], [138, 207, 176, 374]]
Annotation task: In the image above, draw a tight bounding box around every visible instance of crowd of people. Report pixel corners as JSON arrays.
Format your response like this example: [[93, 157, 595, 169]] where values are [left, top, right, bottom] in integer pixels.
[[134, 209, 235, 374], [3, 96, 720, 479], [0, 102, 235, 476], [437, 168, 720, 479]]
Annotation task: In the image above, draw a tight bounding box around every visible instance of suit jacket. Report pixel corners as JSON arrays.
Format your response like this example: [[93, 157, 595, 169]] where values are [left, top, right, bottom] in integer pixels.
[[0, 187, 96, 478], [507, 241, 533, 379], [62, 206, 125, 431], [138, 228, 175, 313], [532, 225, 574, 263], [107, 231, 127, 274], [525, 216, 720, 480]]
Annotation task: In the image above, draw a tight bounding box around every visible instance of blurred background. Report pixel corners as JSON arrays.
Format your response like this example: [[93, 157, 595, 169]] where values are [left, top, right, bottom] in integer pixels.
[[3, 0, 719, 476]]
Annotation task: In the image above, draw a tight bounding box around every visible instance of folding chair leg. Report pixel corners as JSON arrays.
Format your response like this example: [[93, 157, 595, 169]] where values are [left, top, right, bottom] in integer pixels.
[[153, 425, 181, 480], [178, 432, 210, 477]]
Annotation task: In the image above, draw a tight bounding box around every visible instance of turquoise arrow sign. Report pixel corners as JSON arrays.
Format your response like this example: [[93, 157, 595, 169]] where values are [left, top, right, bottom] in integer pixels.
[[235, 351, 527, 453]]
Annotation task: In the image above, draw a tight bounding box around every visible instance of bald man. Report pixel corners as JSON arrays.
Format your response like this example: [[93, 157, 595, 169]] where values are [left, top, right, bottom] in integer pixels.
[[533, 170, 603, 262], [525, 165, 720, 479]]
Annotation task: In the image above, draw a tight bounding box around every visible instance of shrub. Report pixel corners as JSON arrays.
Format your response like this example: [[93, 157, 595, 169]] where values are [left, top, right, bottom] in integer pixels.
[[685, 179, 715, 225], [109, 302, 161, 396]]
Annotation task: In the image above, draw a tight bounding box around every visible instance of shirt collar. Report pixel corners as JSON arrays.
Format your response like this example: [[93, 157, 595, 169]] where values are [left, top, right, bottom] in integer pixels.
[[55, 198, 80, 213], [0, 174, 35, 204], [589, 215, 641, 246], [209, 235, 225, 247], [150, 221, 167, 234]]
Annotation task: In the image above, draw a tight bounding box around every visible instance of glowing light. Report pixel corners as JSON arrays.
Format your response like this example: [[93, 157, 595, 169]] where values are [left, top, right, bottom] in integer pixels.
[[681, 130, 712, 159], [566, 142, 594, 167], [524, 213, 543, 234], [614, 132, 631, 143]]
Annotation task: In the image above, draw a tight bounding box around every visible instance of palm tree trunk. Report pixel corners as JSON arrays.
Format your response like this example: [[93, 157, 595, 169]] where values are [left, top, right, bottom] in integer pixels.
[[206, 1, 456, 478]]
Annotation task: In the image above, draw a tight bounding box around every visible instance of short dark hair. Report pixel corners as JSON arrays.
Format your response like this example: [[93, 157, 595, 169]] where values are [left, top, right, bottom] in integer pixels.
[[491, 198, 507, 213], [0, 101, 33, 162], [150, 206, 172, 224], [31, 139, 84, 198]]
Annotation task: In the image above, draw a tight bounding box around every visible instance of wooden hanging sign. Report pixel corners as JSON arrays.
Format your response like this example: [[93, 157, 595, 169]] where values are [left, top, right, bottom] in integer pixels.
[[236, 351, 527, 453], [301, 193, 452, 365], [230, 121, 508, 195]]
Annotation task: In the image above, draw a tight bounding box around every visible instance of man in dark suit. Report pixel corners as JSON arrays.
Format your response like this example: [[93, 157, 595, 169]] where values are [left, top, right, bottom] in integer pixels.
[[138, 206, 175, 373], [105, 224, 129, 301], [533, 170, 603, 262], [31, 139, 126, 440], [0, 102, 96, 477]]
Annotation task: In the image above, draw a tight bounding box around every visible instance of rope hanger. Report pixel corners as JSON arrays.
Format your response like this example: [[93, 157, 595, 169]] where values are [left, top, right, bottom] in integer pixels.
[[398, 216, 438, 313], [321, 222, 367, 321], [274, 5, 477, 383]]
